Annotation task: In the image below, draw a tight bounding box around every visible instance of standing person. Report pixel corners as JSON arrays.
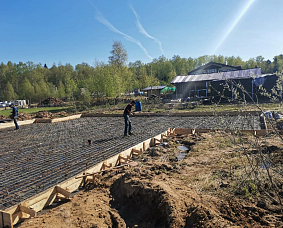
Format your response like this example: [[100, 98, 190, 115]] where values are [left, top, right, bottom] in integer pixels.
[[9, 104, 19, 130], [123, 100, 136, 136]]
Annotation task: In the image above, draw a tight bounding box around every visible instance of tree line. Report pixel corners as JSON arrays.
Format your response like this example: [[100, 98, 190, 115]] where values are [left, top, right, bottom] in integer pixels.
[[1, 41, 283, 103]]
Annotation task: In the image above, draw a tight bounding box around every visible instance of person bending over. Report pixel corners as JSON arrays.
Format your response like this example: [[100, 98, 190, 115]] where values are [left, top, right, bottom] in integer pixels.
[[123, 100, 136, 136]]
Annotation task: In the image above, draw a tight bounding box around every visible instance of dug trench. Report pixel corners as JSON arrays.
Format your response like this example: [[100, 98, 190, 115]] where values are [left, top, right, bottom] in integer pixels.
[[18, 132, 283, 228]]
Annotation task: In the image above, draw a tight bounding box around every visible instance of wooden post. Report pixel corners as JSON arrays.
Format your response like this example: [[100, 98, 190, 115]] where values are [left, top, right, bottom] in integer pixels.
[[19, 205, 36, 218], [0, 210, 13, 228]]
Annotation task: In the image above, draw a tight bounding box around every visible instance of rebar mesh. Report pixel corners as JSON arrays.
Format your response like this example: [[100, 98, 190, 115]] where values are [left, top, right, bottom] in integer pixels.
[[0, 115, 260, 209]]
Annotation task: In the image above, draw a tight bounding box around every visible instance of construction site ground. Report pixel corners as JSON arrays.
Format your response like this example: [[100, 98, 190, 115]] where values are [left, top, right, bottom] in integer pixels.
[[0, 115, 259, 210], [1, 112, 282, 227], [16, 131, 283, 228]]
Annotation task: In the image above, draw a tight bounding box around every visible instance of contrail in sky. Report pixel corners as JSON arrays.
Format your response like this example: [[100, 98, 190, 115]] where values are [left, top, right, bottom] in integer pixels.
[[129, 3, 164, 54], [213, 0, 256, 54], [87, 0, 153, 61]]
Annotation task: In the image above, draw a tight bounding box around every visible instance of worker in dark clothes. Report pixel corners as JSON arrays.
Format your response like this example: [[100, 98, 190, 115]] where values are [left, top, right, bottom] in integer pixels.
[[123, 100, 136, 136], [9, 104, 19, 130]]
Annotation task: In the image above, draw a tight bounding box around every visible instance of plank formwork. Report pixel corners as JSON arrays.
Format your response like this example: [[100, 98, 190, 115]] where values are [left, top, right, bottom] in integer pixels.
[[1, 128, 169, 227], [0, 125, 268, 227], [0, 114, 263, 227]]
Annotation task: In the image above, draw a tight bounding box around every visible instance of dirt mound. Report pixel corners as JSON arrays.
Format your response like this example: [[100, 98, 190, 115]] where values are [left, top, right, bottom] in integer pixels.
[[34, 111, 69, 119], [0, 115, 7, 119], [54, 111, 68, 117], [0, 113, 33, 121], [34, 111, 54, 118], [17, 132, 283, 228], [39, 97, 66, 106], [17, 112, 34, 121]]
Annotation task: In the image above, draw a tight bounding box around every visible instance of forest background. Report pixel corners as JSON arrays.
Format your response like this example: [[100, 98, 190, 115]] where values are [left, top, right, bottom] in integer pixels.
[[1, 41, 283, 104]]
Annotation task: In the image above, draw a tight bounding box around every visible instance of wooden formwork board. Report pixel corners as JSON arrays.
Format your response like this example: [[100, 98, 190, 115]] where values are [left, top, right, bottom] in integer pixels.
[[3, 129, 170, 226], [35, 114, 82, 124], [0, 211, 13, 228], [51, 114, 82, 123], [35, 118, 52, 123], [0, 119, 36, 130], [175, 128, 192, 135]]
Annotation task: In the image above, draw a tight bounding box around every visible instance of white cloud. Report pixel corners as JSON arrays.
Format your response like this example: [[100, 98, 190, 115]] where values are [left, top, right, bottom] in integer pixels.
[[130, 3, 164, 54], [88, 0, 153, 61]]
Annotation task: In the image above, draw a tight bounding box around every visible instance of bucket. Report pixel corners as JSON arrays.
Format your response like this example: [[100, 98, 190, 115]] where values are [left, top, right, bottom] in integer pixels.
[[135, 101, 142, 111]]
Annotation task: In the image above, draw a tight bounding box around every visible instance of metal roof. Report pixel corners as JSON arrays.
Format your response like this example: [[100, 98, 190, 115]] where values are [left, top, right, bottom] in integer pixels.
[[171, 68, 263, 84], [143, 85, 167, 91], [188, 61, 240, 74]]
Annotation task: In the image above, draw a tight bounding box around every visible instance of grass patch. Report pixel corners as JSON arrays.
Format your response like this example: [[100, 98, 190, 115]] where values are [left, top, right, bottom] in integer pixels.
[[0, 107, 71, 117]]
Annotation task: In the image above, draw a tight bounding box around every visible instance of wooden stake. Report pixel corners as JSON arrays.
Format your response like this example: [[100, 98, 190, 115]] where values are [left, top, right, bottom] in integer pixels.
[[19, 205, 36, 217], [55, 186, 71, 199]]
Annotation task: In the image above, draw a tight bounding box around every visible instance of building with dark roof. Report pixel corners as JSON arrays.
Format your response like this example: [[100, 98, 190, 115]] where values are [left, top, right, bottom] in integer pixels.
[[188, 61, 241, 75], [171, 62, 277, 102], [142, 85, 167, 97]]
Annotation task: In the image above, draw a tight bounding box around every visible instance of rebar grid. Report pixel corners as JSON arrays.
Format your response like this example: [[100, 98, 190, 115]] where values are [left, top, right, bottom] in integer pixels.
[[0, 115, 260, 209]]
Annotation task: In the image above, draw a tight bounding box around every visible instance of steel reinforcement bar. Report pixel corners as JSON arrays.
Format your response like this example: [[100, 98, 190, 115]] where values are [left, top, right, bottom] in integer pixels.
[[0, 115, 261, 227]]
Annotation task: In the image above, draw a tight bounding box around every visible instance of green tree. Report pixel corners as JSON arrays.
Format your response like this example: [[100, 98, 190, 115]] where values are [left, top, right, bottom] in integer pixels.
[[129, 60, 152, 89], [273, 55, 283, 73], [47, 82, 56, 98], [108, 41, 128, 68], [0, 62, 9, 99], [243, 58, 257, 69], [171, 55, 188, 76], [108, 41, 129, 96], [20, 77, 35, 103], [56, 80, 66, 99], [64, 72, 76, 100], [35, 79, 49, 103], [265, 59, 274, 73], [3, 81, 17, 101]]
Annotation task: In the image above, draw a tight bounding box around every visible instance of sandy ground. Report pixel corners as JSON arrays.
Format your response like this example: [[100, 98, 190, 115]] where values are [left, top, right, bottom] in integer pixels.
[[17, 132, 283, 228]]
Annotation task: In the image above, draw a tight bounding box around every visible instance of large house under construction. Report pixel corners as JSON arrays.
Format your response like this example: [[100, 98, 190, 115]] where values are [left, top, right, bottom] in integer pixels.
[[171, 62, 277, 102]]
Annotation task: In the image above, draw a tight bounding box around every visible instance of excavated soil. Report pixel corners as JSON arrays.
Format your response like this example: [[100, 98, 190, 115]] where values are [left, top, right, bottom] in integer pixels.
[[34, 110, 69, 119], [39, 97, 66, 106], [17, 132, 283, 228], [0, 110, 69, 121]]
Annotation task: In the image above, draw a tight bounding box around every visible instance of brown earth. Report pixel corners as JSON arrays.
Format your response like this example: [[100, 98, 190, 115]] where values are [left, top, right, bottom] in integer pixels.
[[0, 113, 34, 121], [0, 111, 69, 121], [0, 115, 7, 119], [34, 111, 69, 119], [39, 97, 66, 106], [18, 132, 283, 228], [17, 112, 34, 121]]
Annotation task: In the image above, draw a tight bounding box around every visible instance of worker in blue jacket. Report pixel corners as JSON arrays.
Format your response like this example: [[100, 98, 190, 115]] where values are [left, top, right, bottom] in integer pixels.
[[9, 104, 19, 130]]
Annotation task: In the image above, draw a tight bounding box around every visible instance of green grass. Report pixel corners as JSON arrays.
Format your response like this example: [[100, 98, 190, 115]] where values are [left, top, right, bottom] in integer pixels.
[[0, 107, 71, 117]]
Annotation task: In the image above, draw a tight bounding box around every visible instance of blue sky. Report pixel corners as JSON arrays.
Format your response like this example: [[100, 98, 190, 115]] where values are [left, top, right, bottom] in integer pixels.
[[1, 0, 282, 67]]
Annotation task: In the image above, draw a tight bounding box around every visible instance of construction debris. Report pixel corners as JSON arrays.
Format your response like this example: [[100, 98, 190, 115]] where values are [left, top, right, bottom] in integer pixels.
[[34, 110, 54, 118], [0, 115, 7, 120], [39, 97, 66, 106], [17, 112, 34, 121]]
